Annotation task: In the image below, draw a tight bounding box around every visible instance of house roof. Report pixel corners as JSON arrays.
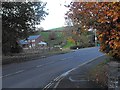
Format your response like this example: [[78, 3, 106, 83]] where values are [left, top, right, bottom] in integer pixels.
[[28, 35, 40, 40], [19, 40, 29, 45], [19, 35, 41, 45]]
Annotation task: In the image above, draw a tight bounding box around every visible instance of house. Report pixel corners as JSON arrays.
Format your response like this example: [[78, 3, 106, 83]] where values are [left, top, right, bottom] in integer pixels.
[[27, 35, 42, 47], [19, 35, 43, 49], [19, 40, 29, 49]]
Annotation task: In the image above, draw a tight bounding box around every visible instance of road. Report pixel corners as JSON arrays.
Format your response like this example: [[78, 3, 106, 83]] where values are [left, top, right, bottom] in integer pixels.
[[2, 47, 104, 88]]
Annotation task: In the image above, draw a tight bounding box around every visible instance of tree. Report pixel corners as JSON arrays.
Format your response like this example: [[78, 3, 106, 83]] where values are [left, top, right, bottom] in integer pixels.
[[66, 2, 120, 59], [48, 31, 57, 41], [63, 26, 80, 45], [46, 31, 56, 48], [2, 2, 48, 54]]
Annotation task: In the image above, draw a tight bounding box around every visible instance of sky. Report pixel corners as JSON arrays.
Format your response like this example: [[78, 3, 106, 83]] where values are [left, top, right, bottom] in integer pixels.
[[36, 0, 72, 30]]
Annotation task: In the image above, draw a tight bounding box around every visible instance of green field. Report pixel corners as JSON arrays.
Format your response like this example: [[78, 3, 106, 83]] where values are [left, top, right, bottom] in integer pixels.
[[39, 31, 75, 48], [38, 31, 64, 47], [39, 31, 63, 41], [39, 32, 49, 41]]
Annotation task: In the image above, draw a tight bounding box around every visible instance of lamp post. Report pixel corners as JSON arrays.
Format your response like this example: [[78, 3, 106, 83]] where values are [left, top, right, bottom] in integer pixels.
[[94, 29, 97, 47]]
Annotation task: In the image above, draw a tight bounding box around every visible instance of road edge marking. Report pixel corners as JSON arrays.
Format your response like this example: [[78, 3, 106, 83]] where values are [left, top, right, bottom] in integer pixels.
[[43, 54, 105, 89]]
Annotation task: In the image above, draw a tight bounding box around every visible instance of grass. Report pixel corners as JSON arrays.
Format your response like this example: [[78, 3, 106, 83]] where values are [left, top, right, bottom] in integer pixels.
[[39, 31, 64, 41], [98, 59, 111, 66], [39, 32, 49, 41], [63, 41, 75, 48], [37, 30, 77, 49], [89, 59, 111, 87]]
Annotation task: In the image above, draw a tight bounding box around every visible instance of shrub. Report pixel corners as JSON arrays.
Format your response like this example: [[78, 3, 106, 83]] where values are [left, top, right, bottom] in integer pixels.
[[70, 45, 82, 49], [10, 45, 23, 53]]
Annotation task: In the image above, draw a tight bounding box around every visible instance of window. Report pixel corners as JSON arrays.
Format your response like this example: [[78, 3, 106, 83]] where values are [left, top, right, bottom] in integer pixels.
[[32, 40, 35, 42], [32, 44, 35, 47]]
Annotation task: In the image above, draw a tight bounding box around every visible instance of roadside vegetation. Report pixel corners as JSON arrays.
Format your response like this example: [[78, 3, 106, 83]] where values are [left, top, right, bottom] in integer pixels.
[[2, 48, 70, 65], [65, 2, 120, 60], [89, 58, 111, 87], [63, 40, 75, 48]]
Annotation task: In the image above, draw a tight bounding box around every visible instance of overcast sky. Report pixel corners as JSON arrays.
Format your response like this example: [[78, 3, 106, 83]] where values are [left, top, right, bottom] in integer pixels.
[[37, 0, 71, 30]]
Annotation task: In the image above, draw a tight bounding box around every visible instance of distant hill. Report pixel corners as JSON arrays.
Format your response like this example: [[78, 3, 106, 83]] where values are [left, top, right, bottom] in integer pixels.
[[47, 27, 65, 31]]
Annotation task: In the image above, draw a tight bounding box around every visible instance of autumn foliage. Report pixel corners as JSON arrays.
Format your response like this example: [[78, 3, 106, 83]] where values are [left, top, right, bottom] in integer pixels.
[[66, 2, 120, 59]]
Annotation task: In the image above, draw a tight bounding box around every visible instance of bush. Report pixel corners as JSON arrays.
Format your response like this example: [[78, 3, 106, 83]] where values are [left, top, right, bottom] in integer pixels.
[[88, 43, 95, 47], [10, 45, 23, 53], [2, 43, 11, 55], [3, 41, 23, 55], [70, 45, 82, 49]]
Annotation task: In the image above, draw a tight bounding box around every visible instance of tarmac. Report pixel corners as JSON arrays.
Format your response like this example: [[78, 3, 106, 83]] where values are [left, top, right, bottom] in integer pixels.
[[48, 55, 109, 89]]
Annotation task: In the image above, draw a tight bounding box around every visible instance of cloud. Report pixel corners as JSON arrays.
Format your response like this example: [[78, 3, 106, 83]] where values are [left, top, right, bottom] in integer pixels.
[[38, 0, 71, 30]]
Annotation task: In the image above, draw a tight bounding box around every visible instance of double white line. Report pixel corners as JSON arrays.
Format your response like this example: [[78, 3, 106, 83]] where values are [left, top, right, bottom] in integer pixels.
[[43, 54, 104, 89]]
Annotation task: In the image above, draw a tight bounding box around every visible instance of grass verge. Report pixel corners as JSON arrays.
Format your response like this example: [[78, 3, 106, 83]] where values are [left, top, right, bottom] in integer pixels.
[[88, 58, 111, 87]]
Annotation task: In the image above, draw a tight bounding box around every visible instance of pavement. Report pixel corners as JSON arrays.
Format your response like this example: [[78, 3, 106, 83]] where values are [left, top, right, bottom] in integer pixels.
[[2, 47, 105, 88], [44, 55, 108, 89]]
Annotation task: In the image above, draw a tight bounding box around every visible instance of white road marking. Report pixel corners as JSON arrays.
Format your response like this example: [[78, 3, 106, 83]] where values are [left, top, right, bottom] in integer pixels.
[[43, 82, 54, 89], [15, 70, 24, 74], [67, 56, 73, 59], [46, 82, 54, 88], [43, 54, 104, 89], [44, 83, 51, 89], [2, 70, 24, 78], [69, 76, 89, 82], [53, 77, 64, 88], [36, 65, 43, 68], [43, 69, 74, 89], [36, 61, 55, 68], [54, 76, 61, 81], [41, 56, 46, 58], [3, 59, 62, 78], [37, 56, 73, 69], [61, 57, 73, 60], [3, 56, 73, 79], [61, 58, 67, 60]]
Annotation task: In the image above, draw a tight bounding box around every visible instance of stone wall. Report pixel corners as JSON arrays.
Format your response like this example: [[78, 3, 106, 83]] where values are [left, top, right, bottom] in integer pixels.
[[2, 47, 62, 65]]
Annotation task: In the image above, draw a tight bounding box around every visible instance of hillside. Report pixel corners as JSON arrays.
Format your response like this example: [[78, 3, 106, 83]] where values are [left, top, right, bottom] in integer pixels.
[[46, 27, 65, 31]]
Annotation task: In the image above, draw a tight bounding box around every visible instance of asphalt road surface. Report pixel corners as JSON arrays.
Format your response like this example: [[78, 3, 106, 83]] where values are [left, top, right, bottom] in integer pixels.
[[2, 47, 104, 88]]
